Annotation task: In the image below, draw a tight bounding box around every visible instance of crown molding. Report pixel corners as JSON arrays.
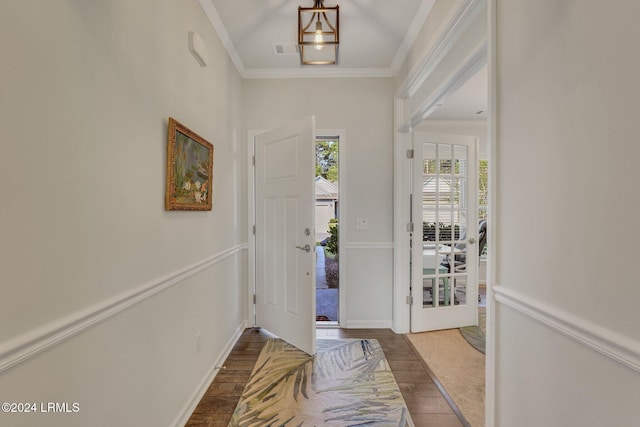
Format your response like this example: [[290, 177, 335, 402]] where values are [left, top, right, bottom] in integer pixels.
[[396, 0, 486, 99], [198, 0, 246, 76], [390, 0, 437, 75], [241, 67, 395, 80], [199, 0, 408, 80]]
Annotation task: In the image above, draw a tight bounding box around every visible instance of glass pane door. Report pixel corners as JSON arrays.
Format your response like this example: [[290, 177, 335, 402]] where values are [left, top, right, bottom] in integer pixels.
[[411, 133, 478, 332]]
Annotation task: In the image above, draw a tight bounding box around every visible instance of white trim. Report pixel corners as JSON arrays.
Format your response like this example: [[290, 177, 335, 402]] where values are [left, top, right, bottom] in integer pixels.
[[197, 0, 394, 82], [342, 320, 393, 329], [392, 103, 412, 334], [391, 1, 488, 336], [242, 67, 395, 80], [485, 1, 497, 425], [396, 0, 486, 98], [390, 0, 437, 75], [416, 119, 487, 128], [247, 131, 260, 327], [173, 322, 245, 427], [0, 244, 247, 375], [343, 242, 394, 250], [401, 37, 488, 132], [248, 128, 347, 326], [197, 0, 432, 80], [197, 0, 246, 76], [314, 129, 347, 326], [494, 286, 640, 374]]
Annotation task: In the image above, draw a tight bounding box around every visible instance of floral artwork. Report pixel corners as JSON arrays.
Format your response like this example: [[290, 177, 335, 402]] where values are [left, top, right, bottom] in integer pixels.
[[165, 118, 214, 211]]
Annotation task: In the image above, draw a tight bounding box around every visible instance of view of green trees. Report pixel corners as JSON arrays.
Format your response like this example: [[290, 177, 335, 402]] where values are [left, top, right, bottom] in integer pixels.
[[315, 140, 338, 182]]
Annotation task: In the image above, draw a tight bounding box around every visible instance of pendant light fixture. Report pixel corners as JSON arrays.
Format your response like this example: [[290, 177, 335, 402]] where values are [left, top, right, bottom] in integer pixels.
[[298, 0, 339, 65]]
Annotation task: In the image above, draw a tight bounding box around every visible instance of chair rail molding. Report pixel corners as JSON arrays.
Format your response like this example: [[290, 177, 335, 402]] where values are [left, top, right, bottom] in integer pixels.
[[343, 242, 394, 250], [0, 243, 248, 375], [493, 286, 640, 374]]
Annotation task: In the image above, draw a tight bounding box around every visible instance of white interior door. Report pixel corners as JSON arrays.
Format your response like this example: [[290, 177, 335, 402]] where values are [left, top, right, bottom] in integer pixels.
[[254, 116, 316, 355], [411, 132, 478, 332]]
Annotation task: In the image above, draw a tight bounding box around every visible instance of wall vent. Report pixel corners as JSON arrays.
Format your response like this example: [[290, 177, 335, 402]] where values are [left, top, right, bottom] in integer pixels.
[[273, 43, 300, 56]]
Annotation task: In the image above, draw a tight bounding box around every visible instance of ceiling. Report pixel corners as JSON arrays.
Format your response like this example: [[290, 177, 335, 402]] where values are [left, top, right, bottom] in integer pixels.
[[427, 65, 488, 121], [200, 0, 487, 120]]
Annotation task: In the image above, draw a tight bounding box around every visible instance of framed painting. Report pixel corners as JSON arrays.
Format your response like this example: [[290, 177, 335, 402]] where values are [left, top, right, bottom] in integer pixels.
[[165, 117, 214, 211]]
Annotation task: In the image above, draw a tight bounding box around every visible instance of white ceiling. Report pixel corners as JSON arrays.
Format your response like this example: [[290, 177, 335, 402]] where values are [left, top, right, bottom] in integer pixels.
[[201, 0, 432, 77], [200, 0, 487, 120], [427, 65, 488, 121]]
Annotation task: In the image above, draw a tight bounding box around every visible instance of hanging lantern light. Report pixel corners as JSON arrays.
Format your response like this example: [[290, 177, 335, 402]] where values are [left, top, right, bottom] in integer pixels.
[[298, 0, 339, 65]]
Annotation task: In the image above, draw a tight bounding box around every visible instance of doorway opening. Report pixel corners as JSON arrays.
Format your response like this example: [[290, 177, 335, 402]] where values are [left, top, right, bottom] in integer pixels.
[[315, 136, 339, 324]]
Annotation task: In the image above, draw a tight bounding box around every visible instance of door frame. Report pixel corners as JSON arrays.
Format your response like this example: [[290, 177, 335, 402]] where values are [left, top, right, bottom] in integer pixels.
[[410, 132, 479, 332], [315, 130, 347, 325], [248, 128, 347, 328], [391, 0, 493, 424], [392, 0, 487, 335]]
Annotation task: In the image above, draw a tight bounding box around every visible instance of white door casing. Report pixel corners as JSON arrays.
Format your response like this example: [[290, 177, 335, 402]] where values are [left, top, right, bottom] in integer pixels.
[[411, 132, 478, 332], [254, 117, 316, 355]]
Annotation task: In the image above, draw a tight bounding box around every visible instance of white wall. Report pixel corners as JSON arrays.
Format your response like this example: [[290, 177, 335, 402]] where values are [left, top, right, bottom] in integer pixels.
[[243, 78, 395, 327], [0, 1, 246, 425], [493, 0, 640, 425]]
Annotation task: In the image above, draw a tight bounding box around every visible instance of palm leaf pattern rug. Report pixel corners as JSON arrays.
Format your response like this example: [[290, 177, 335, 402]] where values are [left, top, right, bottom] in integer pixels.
[[229, 338, 414, 426]]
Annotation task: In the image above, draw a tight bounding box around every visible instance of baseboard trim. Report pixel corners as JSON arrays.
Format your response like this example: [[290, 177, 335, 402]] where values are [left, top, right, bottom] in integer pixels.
[[173, 322, 246, 427], [343, 242, 394, 250], [493, 285, 640, 373], [342, 320, 393, 329], [0, 243, 248, 375]]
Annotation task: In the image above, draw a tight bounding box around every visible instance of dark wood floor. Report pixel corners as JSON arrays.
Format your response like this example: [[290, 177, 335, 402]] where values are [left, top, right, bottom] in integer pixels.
[[186, 328, 468, 427]]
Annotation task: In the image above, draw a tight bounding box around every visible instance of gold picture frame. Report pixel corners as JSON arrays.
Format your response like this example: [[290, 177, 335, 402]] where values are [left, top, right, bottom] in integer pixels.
[[165, 117, 214, 211]]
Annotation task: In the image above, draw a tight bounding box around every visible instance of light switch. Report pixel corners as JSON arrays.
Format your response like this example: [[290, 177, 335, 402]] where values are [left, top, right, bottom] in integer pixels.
[[356, 218, 369, 230]]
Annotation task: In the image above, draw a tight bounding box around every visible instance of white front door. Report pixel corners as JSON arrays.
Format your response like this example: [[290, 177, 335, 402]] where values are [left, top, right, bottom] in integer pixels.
[[411, 132, 479, 332], [254, 117, 316, 355]]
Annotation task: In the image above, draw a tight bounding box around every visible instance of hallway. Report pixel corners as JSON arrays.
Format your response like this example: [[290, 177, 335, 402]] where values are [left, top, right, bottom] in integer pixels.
[[186, 327, 467, 426]]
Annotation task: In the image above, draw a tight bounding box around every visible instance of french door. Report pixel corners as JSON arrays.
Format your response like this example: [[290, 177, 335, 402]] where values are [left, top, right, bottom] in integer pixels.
[[411, 132, 478, 332], [254, 117, 316, 355]]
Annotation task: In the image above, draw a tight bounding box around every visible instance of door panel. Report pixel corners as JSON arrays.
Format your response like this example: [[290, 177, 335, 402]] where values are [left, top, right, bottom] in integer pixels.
[[255, 117, 316, 355], [411, 132, 478, 332]]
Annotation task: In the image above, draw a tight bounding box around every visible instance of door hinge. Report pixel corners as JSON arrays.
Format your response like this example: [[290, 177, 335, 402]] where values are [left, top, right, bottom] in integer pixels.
[[406, 222, 414, 232], [252, 225, 256, 235], [252, 155, 255, 165], [406, 295, 413, 305], [253, 294, 256, 304], [406, 149, 414, 159]]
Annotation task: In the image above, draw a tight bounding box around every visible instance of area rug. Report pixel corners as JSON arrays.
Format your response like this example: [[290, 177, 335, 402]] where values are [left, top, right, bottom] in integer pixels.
[[228, 338, 414, 426], [459, 308, 486, 354], [406, 330, 485, 427]]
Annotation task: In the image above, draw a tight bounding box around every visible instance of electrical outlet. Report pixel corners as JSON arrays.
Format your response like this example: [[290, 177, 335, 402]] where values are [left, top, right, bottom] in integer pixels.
[[356, 217, 369, 230], [195, 332, 201, 353]]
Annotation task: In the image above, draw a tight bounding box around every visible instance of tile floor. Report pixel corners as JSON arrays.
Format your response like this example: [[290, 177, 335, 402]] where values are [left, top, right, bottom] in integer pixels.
[[186, 327, 468, 427]]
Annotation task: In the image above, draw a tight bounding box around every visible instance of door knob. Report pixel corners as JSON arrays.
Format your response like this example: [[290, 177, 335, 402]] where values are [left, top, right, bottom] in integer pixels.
[[468, 238, 476, 244], [296, 244, 311, 252]]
